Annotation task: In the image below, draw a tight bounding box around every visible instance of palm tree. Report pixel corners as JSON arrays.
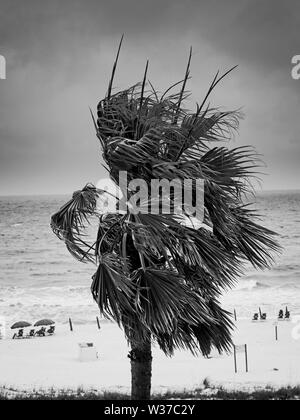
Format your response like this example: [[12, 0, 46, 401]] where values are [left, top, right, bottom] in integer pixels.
[[51, 39, 280, 400]]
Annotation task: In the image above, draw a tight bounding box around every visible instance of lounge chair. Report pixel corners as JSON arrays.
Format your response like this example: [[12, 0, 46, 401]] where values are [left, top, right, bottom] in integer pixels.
[[285, 310, 291, 320], [260, 313, 267, 321], [13, 329, 24, 339], [278, 310, 284, 319], [26, 329, 35, 338], [252, 313, 259, 321], [35, 327, 46, 337], [47, 326, 55, 335]]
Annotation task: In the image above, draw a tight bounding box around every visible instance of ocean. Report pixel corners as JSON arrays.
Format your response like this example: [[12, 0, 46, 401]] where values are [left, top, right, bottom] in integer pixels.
[[0, 191, 299, 325]]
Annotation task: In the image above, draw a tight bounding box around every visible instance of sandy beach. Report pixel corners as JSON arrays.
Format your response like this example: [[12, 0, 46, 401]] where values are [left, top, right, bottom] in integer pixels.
[[0, 319, 299, 395]]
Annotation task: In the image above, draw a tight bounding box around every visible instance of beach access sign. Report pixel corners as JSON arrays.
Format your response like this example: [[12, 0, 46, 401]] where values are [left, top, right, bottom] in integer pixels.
[[233, 344, 248, 373]]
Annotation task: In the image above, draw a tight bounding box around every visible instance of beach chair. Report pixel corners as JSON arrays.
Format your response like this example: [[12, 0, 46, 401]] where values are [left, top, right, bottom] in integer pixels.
[[260, 313, 267, 321], [252, 313, 259, 321], [278, 310, 284, 320], [35, 327, 46, 337], [258, 307, 267, 321], [27, 329, 35, 338], [13, 329, 24, 339], [47, 326, 55, 335], [285, 310, 291, 320]]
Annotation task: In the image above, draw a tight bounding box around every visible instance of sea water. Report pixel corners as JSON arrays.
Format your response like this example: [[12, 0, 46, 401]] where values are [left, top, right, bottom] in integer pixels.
[[0, 191, 299, 324]]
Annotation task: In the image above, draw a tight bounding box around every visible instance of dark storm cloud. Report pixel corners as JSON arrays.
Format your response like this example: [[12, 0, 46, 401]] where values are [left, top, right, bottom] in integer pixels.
[[1, 0, 299, 68], [193, 0, 300, 72], [0, 0, 184, 57], [0, 0, 299, 194]]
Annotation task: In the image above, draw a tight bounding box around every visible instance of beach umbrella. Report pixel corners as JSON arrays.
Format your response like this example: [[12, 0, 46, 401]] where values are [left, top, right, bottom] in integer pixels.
[[11, 321, 31, 330], [34, 319, 55, 327]]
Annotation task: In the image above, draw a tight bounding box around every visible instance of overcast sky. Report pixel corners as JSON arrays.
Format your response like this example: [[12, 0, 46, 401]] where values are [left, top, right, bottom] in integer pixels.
[[0, 0, 299, 195]]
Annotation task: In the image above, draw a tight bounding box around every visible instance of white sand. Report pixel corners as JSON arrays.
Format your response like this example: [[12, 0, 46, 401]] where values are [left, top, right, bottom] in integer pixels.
[[0, 319, 299, 395]]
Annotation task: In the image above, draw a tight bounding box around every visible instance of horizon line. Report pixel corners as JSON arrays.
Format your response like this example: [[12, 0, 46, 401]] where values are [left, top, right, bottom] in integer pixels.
[[1, 188, 300, 198]]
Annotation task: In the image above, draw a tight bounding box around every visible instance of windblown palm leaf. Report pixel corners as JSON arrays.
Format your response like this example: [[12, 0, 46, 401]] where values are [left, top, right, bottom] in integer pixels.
[[51, 184, 100, 263], [51, 42, 281, 357], [132, 268, 212, 335], [91, 253, 136, 324]]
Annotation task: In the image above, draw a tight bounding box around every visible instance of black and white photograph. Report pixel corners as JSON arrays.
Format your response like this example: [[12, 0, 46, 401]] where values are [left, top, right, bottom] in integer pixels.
[[0, 0, 300, 404]]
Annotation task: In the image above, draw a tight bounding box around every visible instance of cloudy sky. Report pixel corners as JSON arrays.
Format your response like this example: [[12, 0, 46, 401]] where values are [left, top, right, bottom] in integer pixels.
[[0, 0, 299, 195]]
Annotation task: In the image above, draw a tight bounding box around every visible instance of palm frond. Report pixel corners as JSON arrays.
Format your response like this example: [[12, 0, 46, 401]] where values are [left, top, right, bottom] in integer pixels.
[[132, 268, 213, 337], [156, 297, 234, 357], [95, 213, 125, 256], [91, 253, 135, 323], [173, 47, 192, 124], [51, 184, 99, 263], [106, 35, 124, 99], [205, 183, 281, 268], [197, 66, 238, 114], [230, 205, 281, 268]]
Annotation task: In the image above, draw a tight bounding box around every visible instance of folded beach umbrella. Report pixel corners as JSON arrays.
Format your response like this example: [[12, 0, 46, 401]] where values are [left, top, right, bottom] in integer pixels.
[[11, 321, 31, 329], [34, 319, 55, 327]]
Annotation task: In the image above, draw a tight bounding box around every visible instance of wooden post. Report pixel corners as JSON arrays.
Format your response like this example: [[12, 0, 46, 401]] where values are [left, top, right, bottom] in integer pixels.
[[233, 345, 237, 373], [275, 325, 278, 341], [234, 309, 237, 322], [245, 344, 248, 373], [69, 318, 73, 332], [96, 317, 101, 330]]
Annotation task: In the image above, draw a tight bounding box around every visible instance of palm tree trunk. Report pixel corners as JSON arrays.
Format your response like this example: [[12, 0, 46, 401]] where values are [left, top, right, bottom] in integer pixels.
[[130, 336, 152, 400]]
